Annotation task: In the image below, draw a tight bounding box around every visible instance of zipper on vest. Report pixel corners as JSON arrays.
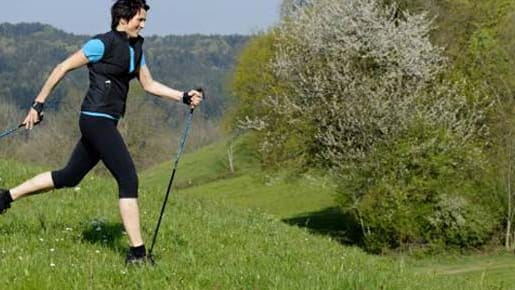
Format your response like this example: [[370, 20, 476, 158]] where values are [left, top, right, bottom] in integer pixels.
[[103, 80, 112, 104]]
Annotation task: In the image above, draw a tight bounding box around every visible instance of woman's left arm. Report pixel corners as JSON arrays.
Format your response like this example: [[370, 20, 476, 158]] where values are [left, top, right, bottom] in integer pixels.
[[138, 65, 202, 107]]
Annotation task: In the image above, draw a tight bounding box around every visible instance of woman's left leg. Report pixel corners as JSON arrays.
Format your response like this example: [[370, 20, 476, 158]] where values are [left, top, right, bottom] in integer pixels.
[[96, 135, 142, 248], [79, 116, 145, 254], [9, 172, 55, 200]]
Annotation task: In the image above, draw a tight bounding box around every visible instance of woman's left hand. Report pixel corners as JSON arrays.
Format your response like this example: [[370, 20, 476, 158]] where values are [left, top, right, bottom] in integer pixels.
[[186, 89, 203, 109]]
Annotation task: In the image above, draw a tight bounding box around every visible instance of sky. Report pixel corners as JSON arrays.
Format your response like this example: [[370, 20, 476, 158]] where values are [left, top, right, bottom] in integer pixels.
[[0, 0, 283, 36]]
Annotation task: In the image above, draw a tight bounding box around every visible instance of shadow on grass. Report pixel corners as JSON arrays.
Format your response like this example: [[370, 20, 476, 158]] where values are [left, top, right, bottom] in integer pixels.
[[282, 207, 363, 245], [81, 220, 126, 255]]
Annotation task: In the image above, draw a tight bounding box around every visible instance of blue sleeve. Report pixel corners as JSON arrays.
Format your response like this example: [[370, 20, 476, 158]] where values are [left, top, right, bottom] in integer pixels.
[[141, 52, 146, 67], [82, 39, 105, 63]]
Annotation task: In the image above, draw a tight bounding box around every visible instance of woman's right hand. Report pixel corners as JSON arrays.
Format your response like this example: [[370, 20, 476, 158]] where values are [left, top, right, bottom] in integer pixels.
[[22, 108, 42, 130]]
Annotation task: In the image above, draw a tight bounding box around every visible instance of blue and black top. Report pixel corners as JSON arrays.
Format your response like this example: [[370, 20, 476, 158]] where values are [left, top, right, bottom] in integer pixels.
[[80, 30, 146, 120]]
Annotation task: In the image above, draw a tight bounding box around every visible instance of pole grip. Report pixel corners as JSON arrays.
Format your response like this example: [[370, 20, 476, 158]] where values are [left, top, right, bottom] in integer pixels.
[[18, 113, 44, 128], [188, 87, 204, 113]]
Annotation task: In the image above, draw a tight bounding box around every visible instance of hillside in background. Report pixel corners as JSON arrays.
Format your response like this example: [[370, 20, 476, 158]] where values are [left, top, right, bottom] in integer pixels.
[[0, 23, 248, 169], [0, 22, 248, 119]]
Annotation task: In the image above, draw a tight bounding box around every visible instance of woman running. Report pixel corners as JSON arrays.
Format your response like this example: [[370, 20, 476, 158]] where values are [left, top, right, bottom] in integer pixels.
[[0, 0, 202, 264]]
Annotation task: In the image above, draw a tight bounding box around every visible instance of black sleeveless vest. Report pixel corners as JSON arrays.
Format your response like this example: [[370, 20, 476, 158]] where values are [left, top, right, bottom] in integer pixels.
[[81, 30, 144, 118]]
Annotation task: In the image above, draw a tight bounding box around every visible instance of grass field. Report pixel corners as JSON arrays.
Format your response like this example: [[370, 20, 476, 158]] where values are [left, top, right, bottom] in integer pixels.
[[143, 138, 515, 288], [0, 137, 514, 289]]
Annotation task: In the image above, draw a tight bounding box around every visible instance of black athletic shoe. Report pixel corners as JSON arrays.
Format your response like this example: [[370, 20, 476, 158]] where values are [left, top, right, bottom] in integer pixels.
[[125, 251, 155, 266], [0, 189, 13, 214]]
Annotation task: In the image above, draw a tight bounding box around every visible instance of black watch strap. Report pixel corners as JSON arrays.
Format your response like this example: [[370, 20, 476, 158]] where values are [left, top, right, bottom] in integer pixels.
[[31, 101, 44, 114]]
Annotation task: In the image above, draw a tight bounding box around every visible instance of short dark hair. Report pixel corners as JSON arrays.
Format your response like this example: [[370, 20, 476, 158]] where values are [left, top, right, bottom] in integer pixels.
[[111, 0, 150, 30]]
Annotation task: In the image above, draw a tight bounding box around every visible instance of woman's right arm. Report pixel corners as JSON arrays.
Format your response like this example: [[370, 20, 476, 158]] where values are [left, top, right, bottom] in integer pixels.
[[23, 50, 89, 129]]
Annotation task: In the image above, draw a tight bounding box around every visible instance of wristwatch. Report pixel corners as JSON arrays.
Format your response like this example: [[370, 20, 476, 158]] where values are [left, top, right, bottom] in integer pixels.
[[31, 101, 45, 114]]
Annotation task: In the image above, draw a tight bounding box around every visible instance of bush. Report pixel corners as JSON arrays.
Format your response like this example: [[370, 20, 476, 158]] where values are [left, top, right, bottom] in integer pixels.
[[228, 32, 311, 168], [231, 0, 500, 251], [338, 120, 499, 252], [427, 194, 498, 248]]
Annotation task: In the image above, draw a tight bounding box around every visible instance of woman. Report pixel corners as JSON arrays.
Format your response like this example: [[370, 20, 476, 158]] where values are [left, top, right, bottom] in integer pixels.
[[0, 0, 202, 264]]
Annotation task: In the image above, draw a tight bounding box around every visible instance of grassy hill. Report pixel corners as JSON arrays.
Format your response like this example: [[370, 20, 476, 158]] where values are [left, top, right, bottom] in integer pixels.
[[142, 136, 515, 289], [0, 139, 512, 289], [142, 136, 336, 219]]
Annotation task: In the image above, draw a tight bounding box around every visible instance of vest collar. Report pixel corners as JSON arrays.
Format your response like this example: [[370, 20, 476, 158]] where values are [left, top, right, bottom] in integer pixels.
[[111, 30, 144, 45]]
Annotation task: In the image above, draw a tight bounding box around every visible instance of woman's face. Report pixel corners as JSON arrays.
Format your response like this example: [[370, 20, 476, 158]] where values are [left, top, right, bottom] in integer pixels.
[[122, 8, 147, 38]]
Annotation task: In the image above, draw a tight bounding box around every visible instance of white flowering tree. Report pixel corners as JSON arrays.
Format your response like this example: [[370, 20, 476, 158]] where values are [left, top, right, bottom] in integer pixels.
[[238, 0, 496, 250], [273, 0, 448, 165]]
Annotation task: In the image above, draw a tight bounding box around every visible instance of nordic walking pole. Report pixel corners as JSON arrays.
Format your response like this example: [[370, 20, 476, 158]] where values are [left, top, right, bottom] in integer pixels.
[[0, 115, 44, 140], [149, 88, 204, 260]]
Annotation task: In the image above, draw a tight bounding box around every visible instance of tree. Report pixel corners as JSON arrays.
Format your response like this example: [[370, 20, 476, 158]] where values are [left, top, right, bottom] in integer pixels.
[[237, 0, 496, 250]]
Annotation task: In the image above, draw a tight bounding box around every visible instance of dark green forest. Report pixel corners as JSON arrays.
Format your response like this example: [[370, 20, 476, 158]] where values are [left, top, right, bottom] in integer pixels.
[[0, 22, 248, 169], [0, 22, 248, 118]]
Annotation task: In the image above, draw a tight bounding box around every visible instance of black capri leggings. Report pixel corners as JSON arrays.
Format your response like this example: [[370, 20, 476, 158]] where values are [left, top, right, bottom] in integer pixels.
[[51, 115, 138, 198]]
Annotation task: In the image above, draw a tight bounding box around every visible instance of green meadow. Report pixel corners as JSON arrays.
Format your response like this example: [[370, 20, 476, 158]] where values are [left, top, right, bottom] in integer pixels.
[[1, 139, 513, 289]]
